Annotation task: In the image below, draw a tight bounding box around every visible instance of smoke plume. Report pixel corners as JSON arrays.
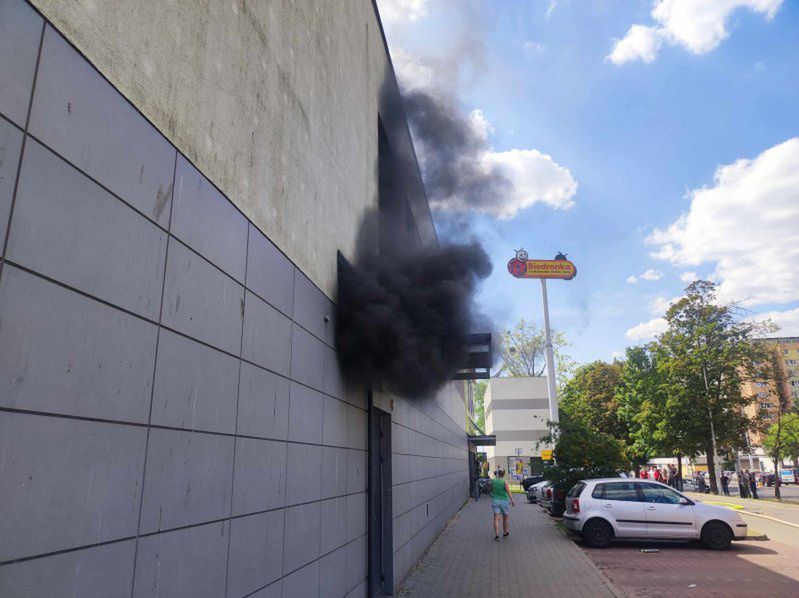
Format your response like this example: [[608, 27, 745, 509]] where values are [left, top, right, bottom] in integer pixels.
[[403, 89, 511, 214], [336, 243, 492, 398]]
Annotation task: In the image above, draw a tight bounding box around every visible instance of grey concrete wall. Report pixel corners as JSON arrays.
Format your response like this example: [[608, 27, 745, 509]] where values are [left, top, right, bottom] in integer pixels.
[[0, 1, 468, 596]]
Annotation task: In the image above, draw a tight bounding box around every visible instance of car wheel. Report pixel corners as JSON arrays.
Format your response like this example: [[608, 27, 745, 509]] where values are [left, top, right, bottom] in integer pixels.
[[582, 519, 613, 548], [701, 521, 732, 551]]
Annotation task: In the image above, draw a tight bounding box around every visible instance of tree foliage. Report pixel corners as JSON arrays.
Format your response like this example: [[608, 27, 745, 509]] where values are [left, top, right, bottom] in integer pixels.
[[655, 280, 772, 494], [764, 413, 799, 467], [560, 360, 627, 442], [541, 418, 627, 494], [496, 319, 574, 381]]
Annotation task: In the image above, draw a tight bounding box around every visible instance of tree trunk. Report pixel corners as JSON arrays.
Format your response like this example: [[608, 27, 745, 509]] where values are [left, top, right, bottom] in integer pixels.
[[705, 438, 719, 495], [774, 457, 782, 500], [676, 453, 684, 491]]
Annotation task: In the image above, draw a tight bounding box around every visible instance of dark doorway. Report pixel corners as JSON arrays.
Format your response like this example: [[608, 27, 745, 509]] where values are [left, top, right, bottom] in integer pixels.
[[368, 396, 393, 597]]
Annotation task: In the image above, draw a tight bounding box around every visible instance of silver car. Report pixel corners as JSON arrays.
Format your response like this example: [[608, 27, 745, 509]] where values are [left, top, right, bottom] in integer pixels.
[[562, 478, 748, 550]]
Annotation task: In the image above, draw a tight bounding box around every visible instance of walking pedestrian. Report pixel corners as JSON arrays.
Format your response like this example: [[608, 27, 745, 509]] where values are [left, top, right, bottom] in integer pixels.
[[720, 472, 730, 496], [490, 468, 515, 541], [747, 469, 759, 499], [639, 468, 648, 479]]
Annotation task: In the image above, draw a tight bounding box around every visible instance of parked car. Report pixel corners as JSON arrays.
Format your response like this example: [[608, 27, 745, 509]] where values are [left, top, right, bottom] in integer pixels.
[[779, 468, 799, 485], [522, 475, 546, 491], [562, 478, 747, 550], [538, 483, 553, 511], [527, 480, 548, 504]]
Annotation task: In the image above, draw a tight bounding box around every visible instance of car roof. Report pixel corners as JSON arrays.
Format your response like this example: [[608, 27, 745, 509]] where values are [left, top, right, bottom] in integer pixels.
[[583, 478, 671, 485]]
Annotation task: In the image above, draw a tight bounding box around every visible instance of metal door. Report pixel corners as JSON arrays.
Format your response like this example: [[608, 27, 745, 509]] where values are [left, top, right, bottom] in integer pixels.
[[368, 400, 393, 597]]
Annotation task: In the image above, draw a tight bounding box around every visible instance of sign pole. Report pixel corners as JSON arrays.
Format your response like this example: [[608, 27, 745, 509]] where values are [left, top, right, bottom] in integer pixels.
[[540, 279, 559, 423]]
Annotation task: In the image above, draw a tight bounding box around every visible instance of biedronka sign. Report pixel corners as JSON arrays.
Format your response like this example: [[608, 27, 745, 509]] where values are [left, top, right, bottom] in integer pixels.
[[507, 249, 577, 280]]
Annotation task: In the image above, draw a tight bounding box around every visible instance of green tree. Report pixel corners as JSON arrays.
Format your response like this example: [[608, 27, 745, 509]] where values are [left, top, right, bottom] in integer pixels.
[[764, 414, 799, 479], [560, 360, 627, 442], [472, 379, 487, 431], [541, 417, 627, 494], [656, 281, 771, 494], [496, 319, 574, 384]]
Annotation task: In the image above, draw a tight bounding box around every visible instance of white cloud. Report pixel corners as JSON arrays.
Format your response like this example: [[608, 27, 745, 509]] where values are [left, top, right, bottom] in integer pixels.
[[476, 149, 577, 217], [640, 269, 664, 281], [390, 47, 434, 91], [648, 138, 799, 306], [754, 307, 799, 337], [608, 25, 663, 65], [523, 40, 547, 52], [611, 351, 625, 360], [649, 295, 681, 316], [627, 275, 638, 284], [680, 271, 697, 282], [625, 317, 668, 341], [377, 0, 429, 24], [608, 0, 782, 65], [468, 109, 494, 142]]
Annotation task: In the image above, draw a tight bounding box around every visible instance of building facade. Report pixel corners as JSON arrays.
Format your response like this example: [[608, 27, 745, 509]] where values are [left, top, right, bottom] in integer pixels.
[[0, 1, 472, 596], [484, 377, 552, 477], [739, 337, 799, 470]]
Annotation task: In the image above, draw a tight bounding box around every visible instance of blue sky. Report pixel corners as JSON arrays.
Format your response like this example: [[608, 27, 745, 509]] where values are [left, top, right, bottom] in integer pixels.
[[378, 0, 799, 366]]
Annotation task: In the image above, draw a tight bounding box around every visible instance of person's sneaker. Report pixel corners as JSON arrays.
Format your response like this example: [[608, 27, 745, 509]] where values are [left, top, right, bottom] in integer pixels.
[[494, 535, 499, 541], [503, 532, 510, 538]]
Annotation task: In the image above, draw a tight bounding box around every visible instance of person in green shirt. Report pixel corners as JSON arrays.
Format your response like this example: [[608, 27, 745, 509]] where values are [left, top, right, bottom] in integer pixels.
[[490, 468, 515, 541]]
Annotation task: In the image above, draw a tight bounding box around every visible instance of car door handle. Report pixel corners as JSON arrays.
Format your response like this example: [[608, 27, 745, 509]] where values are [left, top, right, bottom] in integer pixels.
[[604, 503, 612, 508], [647, 506, 656, 510]]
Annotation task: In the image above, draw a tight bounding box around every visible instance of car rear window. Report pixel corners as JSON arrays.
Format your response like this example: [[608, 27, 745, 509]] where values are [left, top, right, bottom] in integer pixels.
[[592, 482, 639, 501], [567, 482, 586, 498]]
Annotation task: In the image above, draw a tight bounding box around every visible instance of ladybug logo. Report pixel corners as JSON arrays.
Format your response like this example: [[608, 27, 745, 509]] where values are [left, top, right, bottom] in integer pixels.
[[508, 248, 529, 277]]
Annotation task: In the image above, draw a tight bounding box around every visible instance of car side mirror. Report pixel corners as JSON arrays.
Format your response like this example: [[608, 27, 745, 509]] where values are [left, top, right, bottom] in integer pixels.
[[679, 497, 691, 505]]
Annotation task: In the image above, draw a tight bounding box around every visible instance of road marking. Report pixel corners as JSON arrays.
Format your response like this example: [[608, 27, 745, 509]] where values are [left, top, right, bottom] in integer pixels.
[[739, 510, 799, 529], [705, 501, 744, 510]]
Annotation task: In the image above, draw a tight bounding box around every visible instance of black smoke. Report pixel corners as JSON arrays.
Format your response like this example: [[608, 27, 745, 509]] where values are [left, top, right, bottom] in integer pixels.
[[336, 243, 492, 399], [402, 89, 511, 214]]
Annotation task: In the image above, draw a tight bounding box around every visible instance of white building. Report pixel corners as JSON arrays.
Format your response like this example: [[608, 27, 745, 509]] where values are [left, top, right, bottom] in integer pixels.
[[484, 377, 553, 478]]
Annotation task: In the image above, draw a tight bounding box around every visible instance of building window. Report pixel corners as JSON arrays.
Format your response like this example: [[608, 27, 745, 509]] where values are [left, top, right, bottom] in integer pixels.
[[759, 402, 771, 409], [757, 392, 769, 398], [755, 382, 767, 388], [791, 381, 799, 387]]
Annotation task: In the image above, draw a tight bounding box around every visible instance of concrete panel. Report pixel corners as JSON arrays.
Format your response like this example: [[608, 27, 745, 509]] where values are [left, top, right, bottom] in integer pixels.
[[0, 412, 146, 562], [248, 581, 282, 598], [28, 27, 175, 226], [0, 0, 42, 126], [346, 449, 367, 494], [0, 119, 24, 239], [346, 405, 367, 451], [247, 224, 294, 316], [288, 382, 324, 444], [132, 521, 229, 598], [139, 428, 234, 533], [345, 536, 367, 592], [242, 291, 292, 376], [293, 269, 332, 343], [346, 492, 366, 542], [0, 539, 136, 598], [171, 155, 247, 283], [322, 395, 348, 447], [290, 324, 325, 392], [282, 560, 320, 598], [227, 510, 285, 598], [323, 346, 346, 401], [283, 502, 321, 574], [232, 437, 287, 516], [319, 545, 347, 598], [0, 265, 157, 423], [321, 446, 348, 500], [162, 241, 244, 356], [319, 497, 347, 555], [236, 363, 290, 440], [346, 580, 367, 598], [7, 139, 168, 319], [151, 329, 239, 434], [285, 443, 322, 506]]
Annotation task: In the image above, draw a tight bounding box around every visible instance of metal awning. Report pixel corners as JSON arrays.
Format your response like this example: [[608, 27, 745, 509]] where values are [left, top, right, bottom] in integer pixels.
[[468, 434, 496, 446], [452, 332, 492, 380]]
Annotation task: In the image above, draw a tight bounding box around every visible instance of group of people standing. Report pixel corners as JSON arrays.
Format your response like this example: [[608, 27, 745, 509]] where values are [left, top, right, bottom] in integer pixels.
[[638, 464, 683, 490]]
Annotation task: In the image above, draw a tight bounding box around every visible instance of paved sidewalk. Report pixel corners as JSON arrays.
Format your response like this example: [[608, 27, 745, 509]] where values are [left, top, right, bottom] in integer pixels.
[[398, 499, 622, 597]]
